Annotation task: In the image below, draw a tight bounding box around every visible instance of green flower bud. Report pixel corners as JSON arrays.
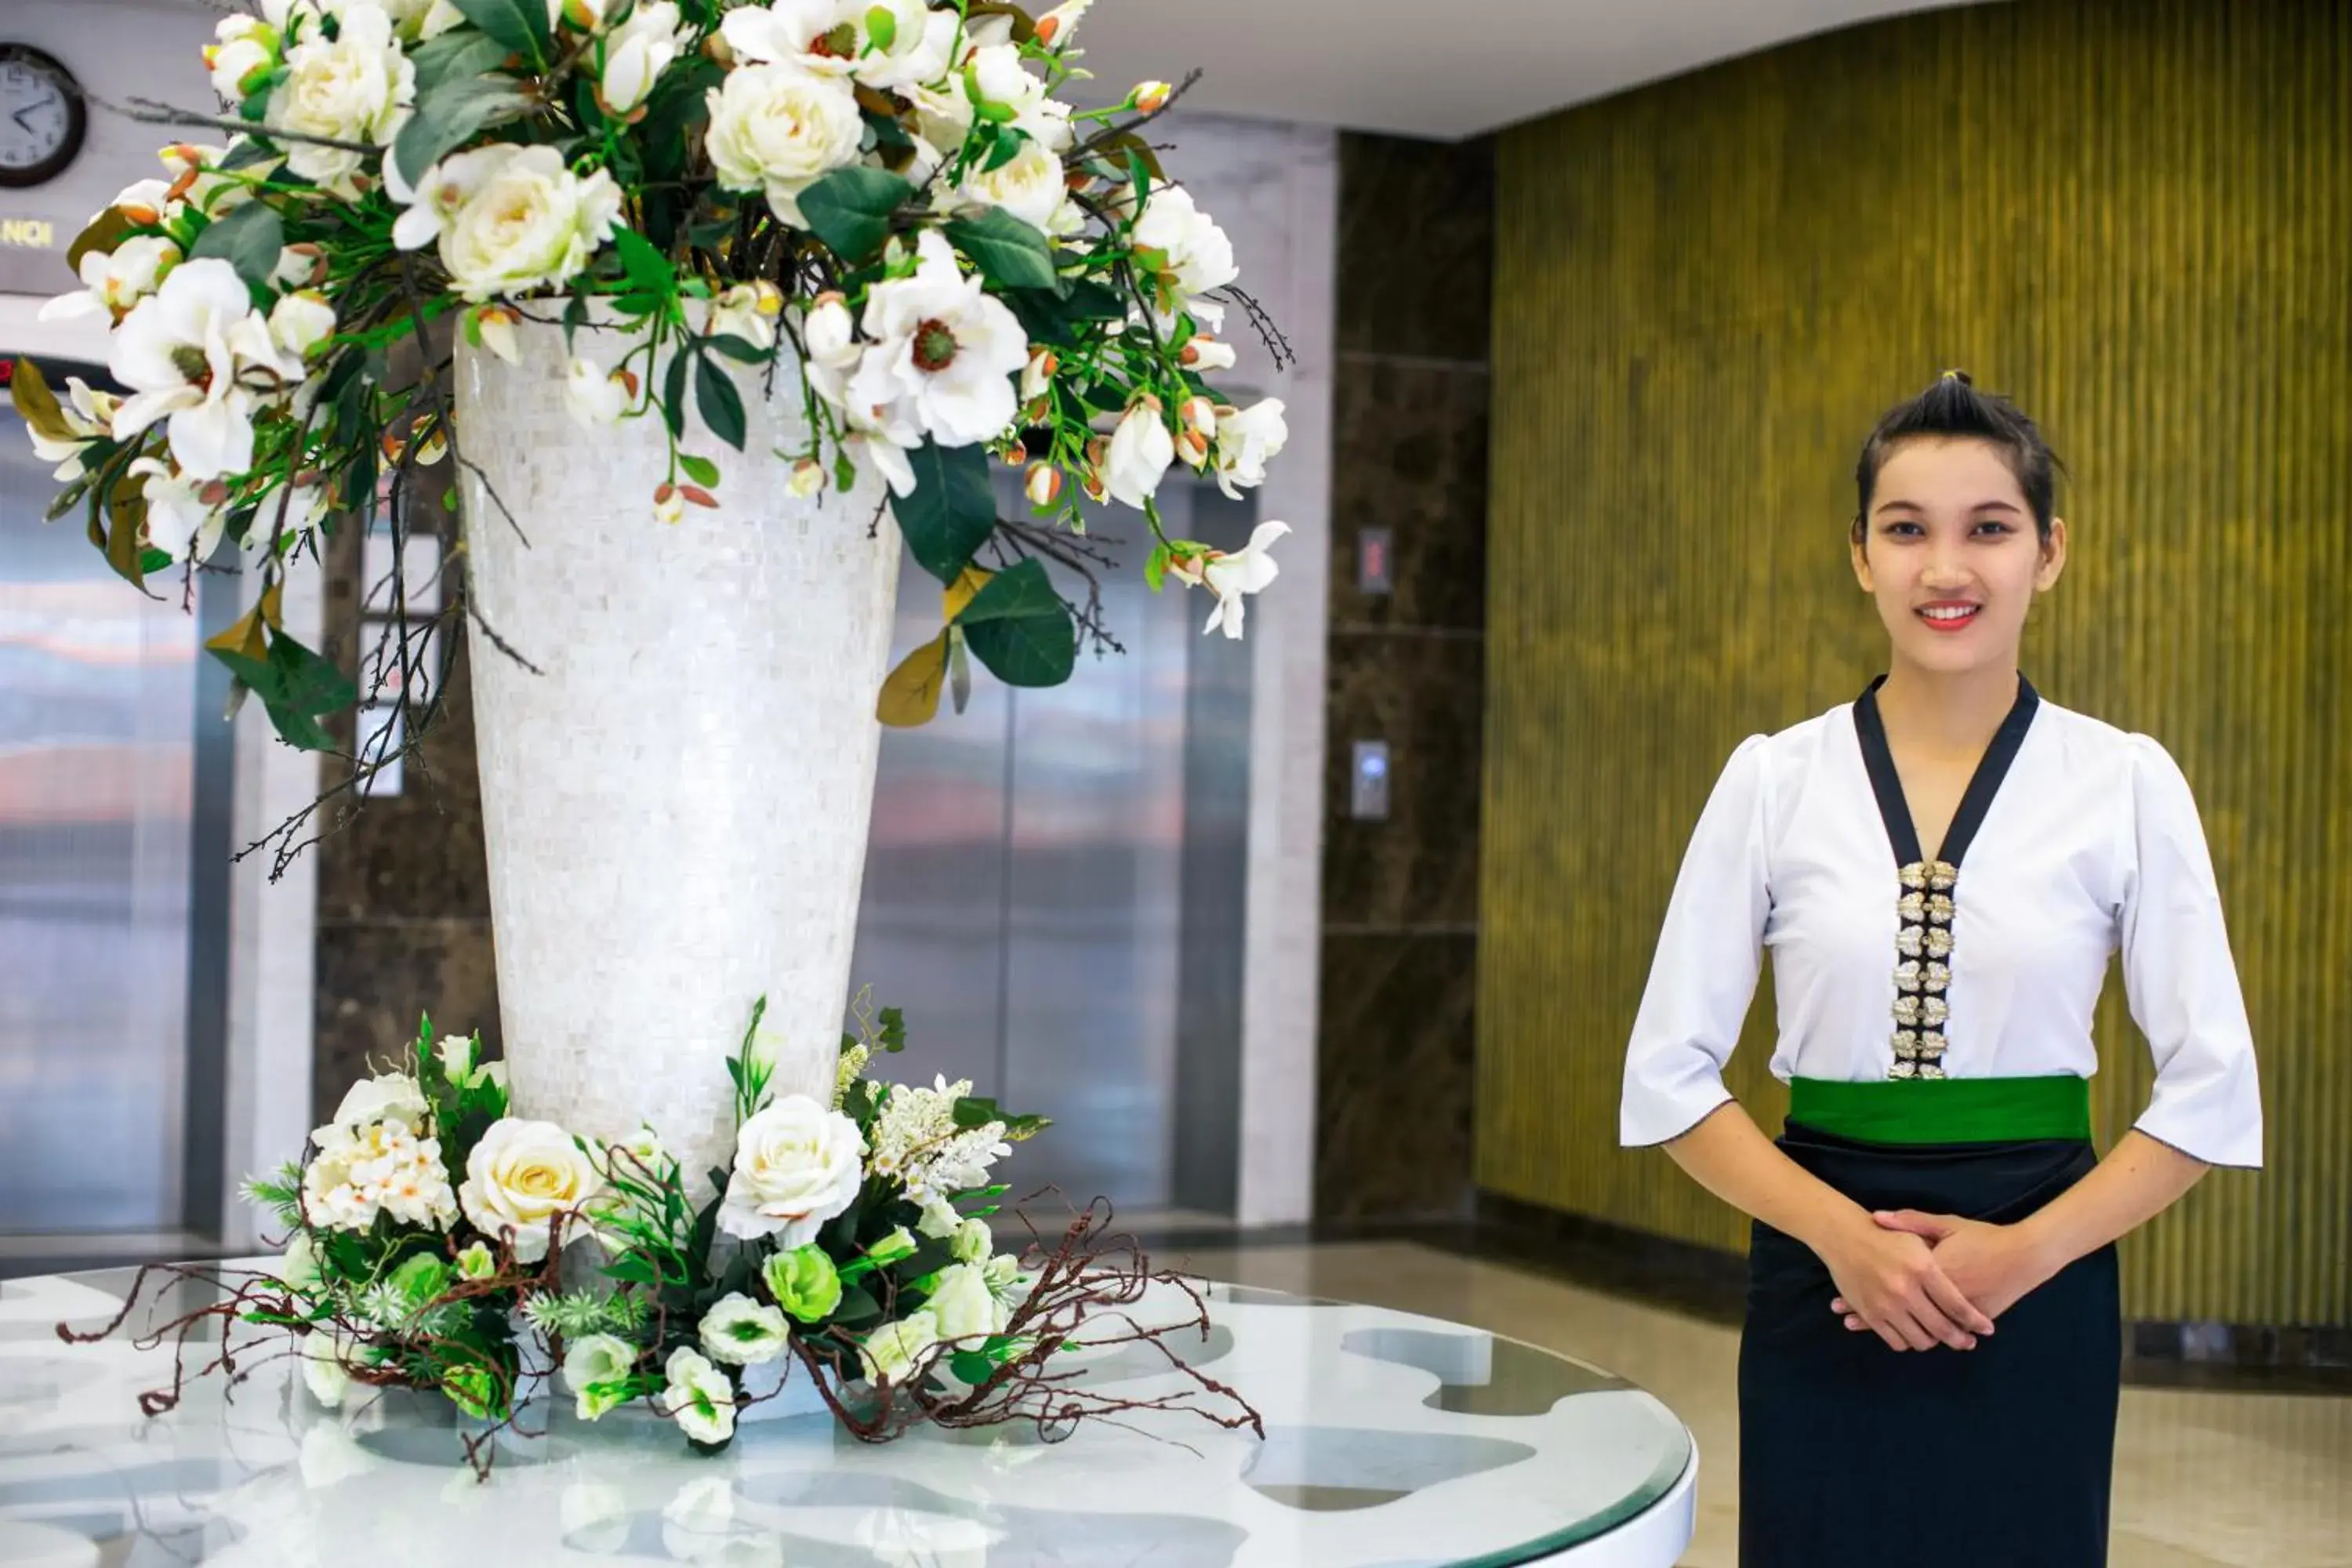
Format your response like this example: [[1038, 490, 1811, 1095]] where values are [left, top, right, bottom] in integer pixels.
[[762, 1244, 843, 1323], [454, 1240, 497, 1281]]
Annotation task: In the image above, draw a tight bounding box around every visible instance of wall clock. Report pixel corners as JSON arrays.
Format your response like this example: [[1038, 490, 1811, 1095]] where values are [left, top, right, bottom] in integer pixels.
[[0, 45, 85, 190]]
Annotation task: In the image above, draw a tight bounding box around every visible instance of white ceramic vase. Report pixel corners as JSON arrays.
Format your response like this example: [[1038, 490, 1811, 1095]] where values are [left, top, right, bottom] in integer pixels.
[[455, 316, 901, 1190]]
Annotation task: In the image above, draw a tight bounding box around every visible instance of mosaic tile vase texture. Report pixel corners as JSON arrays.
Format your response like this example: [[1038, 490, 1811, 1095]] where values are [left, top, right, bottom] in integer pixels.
[[457, 319, 900, 1185]]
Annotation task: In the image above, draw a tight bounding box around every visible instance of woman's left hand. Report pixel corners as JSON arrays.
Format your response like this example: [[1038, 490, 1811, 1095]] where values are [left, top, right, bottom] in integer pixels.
[[1831, 1210, 2061, 1334]]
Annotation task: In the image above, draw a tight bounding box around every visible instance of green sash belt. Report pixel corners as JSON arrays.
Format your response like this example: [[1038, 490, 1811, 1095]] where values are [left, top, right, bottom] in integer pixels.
[[1788, 1074, 2092, 1145]]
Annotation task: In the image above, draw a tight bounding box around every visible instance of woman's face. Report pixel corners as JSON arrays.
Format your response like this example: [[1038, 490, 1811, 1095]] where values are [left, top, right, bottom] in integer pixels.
[[1850, 436, 2066, 676]]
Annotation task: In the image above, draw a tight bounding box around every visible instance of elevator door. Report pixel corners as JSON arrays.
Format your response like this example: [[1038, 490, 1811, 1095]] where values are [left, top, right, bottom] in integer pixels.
[[0, 360, 204, 1232], [848, 476, 1253, 1217]]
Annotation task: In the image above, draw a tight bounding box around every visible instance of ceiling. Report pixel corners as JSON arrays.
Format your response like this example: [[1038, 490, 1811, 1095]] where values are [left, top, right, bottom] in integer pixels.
[[1066, 0, 1986, 140]]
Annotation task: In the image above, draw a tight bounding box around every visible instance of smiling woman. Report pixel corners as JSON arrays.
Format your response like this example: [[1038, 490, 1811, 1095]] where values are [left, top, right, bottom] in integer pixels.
[[1618, 372, 2263, 1566]]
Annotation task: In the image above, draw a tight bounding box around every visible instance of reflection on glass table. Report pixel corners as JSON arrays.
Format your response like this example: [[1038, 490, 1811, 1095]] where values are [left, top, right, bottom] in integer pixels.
[[0, 1267, 1697, 1566]]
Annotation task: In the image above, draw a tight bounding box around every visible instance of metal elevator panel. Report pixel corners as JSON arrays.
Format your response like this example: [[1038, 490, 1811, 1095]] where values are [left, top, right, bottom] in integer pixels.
[[0, 359, 205, 1233], [848, 475, 1252, 1218]]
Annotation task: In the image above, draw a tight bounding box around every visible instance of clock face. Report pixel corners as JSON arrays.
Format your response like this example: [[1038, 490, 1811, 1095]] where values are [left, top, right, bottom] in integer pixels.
[[0, 48, 82, 187]]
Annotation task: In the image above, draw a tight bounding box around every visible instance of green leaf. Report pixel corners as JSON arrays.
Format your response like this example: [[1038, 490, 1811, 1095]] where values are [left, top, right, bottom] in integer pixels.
[[1002, 278, 1125, 348], [956, 560, 1076, 688], [949, 1350, 998, 1385], [392, 70, 527, 189], [943, 209, 1060, 293], [795, 166, 913, 260], [188, 202, 285, 296], [448, 0, 550, 69], [210, 628, 358, 753], [612, 226, 674, 299], [661, 345, 690, 440], [890, 441, 996, 584], [694, 355, 746, 451], [677, 452, 720, 488], [410, 28, 514, 96], [1145, 540, 1171, 590], [217, 138, 279, 174], [702, 332, 768, 365]]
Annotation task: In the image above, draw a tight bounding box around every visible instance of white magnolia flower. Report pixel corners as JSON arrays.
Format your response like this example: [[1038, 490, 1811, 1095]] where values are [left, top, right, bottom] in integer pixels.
[[1035, 0, 1091, 48], [332, 1070, 429, 1131], [436, 145, 623, 301], [129, 456, 229, 564], [857, 1309, 939, 1385], [158, 143, 266, 219], [1103, 397, 1173, 509], [269, 290, 339, 362], [717, 1095, 865, 1245], [564, 357, 632, 426], [457, 1117, 606, 1262], [471, 304, 521, 365], [1131, 183, 1238, 328], [659, 1346, 738, 1445], [303, 1115, 459, 1230], [300, 1327, 357, 1408], [1213, 397, 1287, 498], [23, 378, 121, 484], [697, 1292, 791, 1366], [563, 1332, 640, 1421], [720, 0, 932, 89], [845, 228, 1028, 448], [599, 1, 688, 117], [800, 292, 861, 407], [707, 280, 782, 351], [38, 234, 182, 323], [108, 258, 298, 481], [926, 1262, 1000, 1341], [268, 1, 416, 195], [956, 139, 1065, 233], [844, 426, 917, 497], [278, 1231, 323, 1293], [1171, 520, 1290, 640], [705, 64, 864, 227], [964, 44, 1069, 151]]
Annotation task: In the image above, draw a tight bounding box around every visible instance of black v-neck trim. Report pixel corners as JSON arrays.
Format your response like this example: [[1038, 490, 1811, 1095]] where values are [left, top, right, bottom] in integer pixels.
[[1852, 673, 2041, 867]]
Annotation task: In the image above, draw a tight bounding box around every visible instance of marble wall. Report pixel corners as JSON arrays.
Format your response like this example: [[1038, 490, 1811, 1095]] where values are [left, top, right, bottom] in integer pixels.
[[1315, 134, 1494, 1220]]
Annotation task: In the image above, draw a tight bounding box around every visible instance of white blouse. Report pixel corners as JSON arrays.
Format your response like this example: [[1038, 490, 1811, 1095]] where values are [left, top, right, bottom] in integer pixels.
[[1617, 684, 2264, 1168]]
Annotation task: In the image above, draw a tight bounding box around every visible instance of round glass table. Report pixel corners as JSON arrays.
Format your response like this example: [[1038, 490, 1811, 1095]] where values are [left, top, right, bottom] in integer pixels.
[[0, 1265, 1696, 1566]]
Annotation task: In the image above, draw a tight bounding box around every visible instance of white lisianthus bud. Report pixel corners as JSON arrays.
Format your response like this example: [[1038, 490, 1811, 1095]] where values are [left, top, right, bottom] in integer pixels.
[[788, 458, 826, 499], [1180, 333, 1236, 372], [1105, 396, 1174, 509], [437, 1029, 477, 1082], [563, 1332, 637, 1421], [857, 1309, 940, 1385], [564, 358, 632, 426], [1023, 462, 1061, 509], [926, 1262, 998, 1340]]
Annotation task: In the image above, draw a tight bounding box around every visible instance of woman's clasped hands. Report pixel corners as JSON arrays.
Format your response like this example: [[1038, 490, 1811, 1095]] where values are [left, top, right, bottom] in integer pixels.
[[1819, 1208, 2063, 1352]]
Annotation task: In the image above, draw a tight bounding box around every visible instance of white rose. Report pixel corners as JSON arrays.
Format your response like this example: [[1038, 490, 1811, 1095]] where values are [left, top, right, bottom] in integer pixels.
[[858, 1310, 939, 1385], [563, 1332, 639, 1421], [1213, 397, 1287, 498], [268, 2, 415, 194], [1104, 397, 1173, 509], [704, 64, 864, 227], [957, 140, 1064, 233], [659, 1346, 738, 1445], [331, 1070, 429, 1131], [438, 145, 623, 301], [564, 357, 631, 426], [925, 1262, 997, 1341], [697, 1292, 791, 1366], [599, 1, 688, 117], [717, 1095, 865, 1245], [457, 1117, 606, 1262]]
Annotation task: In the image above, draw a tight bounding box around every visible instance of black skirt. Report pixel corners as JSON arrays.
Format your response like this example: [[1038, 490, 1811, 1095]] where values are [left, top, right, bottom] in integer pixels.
[[1738, 1120, 2121, 1568]]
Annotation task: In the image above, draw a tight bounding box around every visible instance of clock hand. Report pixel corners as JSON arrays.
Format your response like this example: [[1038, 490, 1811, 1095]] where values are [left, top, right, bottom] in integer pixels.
[[9, 109, 34, 134]]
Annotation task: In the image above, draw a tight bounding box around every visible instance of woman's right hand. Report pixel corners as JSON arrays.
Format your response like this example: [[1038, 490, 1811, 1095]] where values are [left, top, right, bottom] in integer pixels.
[[1815, 1210, 1997, 1352]]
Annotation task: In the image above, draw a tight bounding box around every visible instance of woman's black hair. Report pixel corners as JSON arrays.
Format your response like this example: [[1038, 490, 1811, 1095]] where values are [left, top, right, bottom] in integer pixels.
[[1853, 372, 2063, 543]]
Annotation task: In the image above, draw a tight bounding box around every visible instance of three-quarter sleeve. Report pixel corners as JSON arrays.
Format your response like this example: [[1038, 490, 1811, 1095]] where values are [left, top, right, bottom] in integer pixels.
[[2120, 735, 2263, 1168], [1619, 734, 1772, 1148]]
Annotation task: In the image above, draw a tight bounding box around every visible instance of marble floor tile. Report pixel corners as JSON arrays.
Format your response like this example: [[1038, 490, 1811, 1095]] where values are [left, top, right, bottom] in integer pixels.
[[1168, 1240, 2352, 1568]]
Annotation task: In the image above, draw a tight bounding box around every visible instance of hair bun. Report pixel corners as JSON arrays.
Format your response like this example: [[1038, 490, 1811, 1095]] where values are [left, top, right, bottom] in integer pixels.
[[1939, 368, 1974, 386]]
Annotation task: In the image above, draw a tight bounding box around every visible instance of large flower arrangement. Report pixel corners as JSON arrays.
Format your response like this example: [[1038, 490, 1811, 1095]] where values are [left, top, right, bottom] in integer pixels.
[[15, 0, 1291, 760], [73, 998, 1258, 1468]]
